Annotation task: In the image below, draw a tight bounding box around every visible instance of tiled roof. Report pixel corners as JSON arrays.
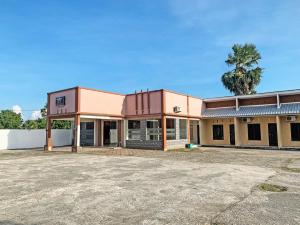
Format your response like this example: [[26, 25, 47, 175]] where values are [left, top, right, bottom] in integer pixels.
[[202, 103, 300, 118]]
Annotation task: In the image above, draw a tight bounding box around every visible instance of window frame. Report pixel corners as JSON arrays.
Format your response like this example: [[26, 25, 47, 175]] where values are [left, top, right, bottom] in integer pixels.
[[127, 120, 141, 140], [290, 123, 300, 141], [247, 123, 261, 141], [146, 119, 162, 141], [166, 118, 176, 140], [179, 119, 187, 139], [212, 124, 224, 140]]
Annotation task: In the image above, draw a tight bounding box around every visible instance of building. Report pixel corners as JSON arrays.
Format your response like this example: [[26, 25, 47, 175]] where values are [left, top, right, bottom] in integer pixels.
[[46, 87, 300, 151]]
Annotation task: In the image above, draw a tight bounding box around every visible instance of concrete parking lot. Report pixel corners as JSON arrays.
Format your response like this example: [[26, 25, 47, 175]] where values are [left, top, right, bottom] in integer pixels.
[[0, 147, 300, 225]]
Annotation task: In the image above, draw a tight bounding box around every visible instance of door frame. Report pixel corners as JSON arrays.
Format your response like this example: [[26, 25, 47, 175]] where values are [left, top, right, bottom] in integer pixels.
[[103, 120, 118, 146], [268, 123, 278, 147], [229, 124, 235, 145]]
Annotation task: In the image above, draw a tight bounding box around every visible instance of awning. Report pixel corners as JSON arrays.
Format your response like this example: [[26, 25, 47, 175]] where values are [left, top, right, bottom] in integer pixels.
[[202, 103, 300, 118]]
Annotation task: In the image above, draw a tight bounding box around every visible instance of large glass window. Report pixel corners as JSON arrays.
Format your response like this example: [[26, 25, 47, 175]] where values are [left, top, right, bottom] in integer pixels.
[[166, 119, 176, 140], [291, 123, 300, 141], [213, 125, 224, 140], [179, 119, 187, 139], [146, 119, 162, 140], [248, 124, 261, 140], [128, 120, 141, 140]]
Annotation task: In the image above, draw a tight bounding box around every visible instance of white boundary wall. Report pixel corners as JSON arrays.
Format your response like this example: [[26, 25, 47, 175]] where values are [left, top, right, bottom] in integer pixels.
[[0, 129, 72, 150]]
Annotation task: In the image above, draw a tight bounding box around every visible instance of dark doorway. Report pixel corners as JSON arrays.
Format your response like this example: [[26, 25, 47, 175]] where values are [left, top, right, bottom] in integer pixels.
[[103, 121, 117, 146], [268, 123, 278, 146], [229, 124, 235, 145], [80, 122, 94, 146], [197, 124, 200, 144]]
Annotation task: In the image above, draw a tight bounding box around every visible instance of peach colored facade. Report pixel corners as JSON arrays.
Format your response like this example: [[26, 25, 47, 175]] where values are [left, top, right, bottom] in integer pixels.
[[46, 87, 300, 151]]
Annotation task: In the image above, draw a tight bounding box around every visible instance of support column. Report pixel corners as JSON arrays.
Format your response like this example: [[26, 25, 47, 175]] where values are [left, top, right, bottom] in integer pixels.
[[45, 117, 52, 151], [187, 119, 191, 143], [123, 120, 127, 148], [199, 119, 206, 146], [162, 115, 167, 151], [234, 117, 241, 147], [72, 115, 80, 152], [276, 116, 283, 149]]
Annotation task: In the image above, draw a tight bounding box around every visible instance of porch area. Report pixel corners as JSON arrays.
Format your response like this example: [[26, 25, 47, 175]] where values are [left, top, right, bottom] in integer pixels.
[[45, 115, 124, 152]]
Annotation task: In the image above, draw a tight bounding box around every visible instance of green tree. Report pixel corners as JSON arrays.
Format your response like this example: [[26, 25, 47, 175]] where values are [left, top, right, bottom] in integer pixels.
[[41, 104, 71, 129], [221, 43, 263, 95], [22, 120, 39, 129], [0, 110, 23, 129]]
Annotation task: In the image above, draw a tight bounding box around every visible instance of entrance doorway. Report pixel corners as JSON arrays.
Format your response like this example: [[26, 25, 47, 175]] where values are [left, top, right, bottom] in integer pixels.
[[103, 121, 118, 146], [229, 124, 235, 145], [80, 122, 94, 146], [268, 123, 278, 146], [190, 121, 200, 144]]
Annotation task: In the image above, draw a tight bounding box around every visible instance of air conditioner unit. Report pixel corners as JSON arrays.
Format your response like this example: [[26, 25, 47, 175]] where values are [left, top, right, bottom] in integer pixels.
[[241, 117, 253, 123], [173, 106, 182, 113], [286, 116, 296, 122]]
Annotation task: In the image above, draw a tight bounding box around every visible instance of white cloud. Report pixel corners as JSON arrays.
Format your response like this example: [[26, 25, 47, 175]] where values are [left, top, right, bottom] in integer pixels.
[[12, 105, 22, 114], [31, 110, 42, 120]]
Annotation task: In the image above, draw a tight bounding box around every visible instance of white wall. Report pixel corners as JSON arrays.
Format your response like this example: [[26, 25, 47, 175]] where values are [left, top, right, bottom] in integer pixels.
[[0, 129, 72, 150]]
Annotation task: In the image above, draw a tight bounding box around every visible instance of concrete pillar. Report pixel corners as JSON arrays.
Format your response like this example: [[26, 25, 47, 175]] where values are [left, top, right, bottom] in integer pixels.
[[234, 117, 241, 147], [199, 119, 206, 146], [100, 120, 104, 146], [276, 116, 283, 149], [94, 120, 97, 146], [187, 119, 191, 143], [45, 117, 52, 151], [72, 115, 80, 152], [123, 120, 128, 147], [162, 115, 167, 151]]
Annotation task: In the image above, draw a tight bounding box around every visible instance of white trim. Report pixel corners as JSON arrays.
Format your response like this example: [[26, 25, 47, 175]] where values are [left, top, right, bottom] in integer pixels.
[[204, 89, 300, 102], [80, 115, 123, 120], [277, 94, 280, 109]]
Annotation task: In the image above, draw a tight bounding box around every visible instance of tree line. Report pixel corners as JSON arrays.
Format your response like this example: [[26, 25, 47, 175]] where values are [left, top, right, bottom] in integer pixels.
[[0, 104, 71, 129]]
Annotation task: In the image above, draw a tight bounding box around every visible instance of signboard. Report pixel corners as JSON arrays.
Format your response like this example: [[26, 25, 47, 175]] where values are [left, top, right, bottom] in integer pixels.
[[56, 96, 66, 107]]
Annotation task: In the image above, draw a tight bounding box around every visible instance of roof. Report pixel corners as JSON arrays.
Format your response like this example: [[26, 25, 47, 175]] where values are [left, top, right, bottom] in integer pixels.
[[204, 89, 300, 102], [202, 103, 300, 118]]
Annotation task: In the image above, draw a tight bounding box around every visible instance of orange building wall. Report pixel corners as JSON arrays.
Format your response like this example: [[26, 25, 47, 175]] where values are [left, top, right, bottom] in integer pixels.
[[80, 88, 125, 116], [49, 89, 76, 115], [125, 91, 162, 116], [165, 91, 188, 115]]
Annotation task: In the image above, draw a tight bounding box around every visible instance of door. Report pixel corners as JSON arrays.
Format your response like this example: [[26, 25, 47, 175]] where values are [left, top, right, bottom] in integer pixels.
[[197, 124, 200, 144], [109, 121, 118, 144], [229, 124, 235, 145], [268, 123, 278, 146], [103, 121, 118, 146]]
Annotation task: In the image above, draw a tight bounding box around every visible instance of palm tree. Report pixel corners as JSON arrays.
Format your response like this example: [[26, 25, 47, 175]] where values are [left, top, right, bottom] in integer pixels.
[[221, 44, 263, 95]]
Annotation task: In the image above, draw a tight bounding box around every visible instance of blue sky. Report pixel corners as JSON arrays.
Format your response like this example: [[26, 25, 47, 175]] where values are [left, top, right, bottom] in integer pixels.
[[1, 0, 300, 119]]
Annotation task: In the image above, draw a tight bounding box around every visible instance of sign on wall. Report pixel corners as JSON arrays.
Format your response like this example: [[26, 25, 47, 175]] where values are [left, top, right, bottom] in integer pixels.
[[56, 96, 66, 107]]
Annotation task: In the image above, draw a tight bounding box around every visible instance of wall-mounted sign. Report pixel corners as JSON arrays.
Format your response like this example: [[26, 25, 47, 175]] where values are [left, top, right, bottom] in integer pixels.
[[56, 96, 66, 107]]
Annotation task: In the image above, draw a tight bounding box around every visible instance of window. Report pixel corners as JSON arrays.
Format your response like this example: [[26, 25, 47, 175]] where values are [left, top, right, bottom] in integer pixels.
[[86, 122, 94, 130], [146, 119, 162, 140], [179, 119, 187, 139], [128, 120, 141, 140], [291, 123, 300, 141], [166, 119, 176, 140], [213, 125, 224, 140], [248, 124, 261, 140], [55, 96, 66, 107]]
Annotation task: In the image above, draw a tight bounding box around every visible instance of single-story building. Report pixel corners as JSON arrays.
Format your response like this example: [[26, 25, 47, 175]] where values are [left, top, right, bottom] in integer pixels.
[[46, 87, 300, 151]]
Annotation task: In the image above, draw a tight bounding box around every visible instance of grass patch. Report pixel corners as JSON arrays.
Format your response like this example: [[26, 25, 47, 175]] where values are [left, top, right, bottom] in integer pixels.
[[257, 183, 288, 192], [168, 148, 199, 152], [281, 166, 300, 173]]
